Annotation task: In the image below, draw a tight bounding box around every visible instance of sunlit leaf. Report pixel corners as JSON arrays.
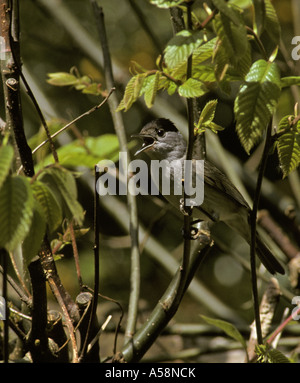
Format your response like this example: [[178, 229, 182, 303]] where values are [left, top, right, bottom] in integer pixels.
[[264, 0, 281, 47], [47, 72, 79, 86], [178, 78, 206, 98], [143, 71, 160, 108], [277, 115, 300, 178], [116, 74, 146, 111], [281, 76, 300, 88], [234, 59, 281, 153], [164, 30, 203, 69], [0, 176, 34, 252], [150, 0, 188, 8]]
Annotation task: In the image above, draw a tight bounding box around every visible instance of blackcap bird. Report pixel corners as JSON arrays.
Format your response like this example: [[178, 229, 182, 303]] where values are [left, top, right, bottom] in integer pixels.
[[134, 118, 284, 275]]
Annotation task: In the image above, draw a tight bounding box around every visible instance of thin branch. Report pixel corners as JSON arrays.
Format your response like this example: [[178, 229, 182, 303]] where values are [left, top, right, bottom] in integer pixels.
[[120, 236, 212, 362], [250, 119, 274, 345], [18, 64, 59, 163], [9, 251, 31, 297], [69, 221, 83, 289], [266, 306, 300, 345], [90, 0, 140, 345], [177, 2, 194, 306], [0, 264, 32, 308], [31, 88, 115, 156], [79, 167, 100, 362], [47, 276, 78, 362]]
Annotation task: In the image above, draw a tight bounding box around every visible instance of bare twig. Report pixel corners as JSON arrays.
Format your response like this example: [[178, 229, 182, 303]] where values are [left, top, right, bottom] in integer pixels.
[[9, 251, 31, 297], [249, 119, 274, 346], [79, 167, 101, 362], [120, 235, 212, 362], [0, 264, 32, 308], [31, 89, 115, 156], [69, 221, 83, 289], [177, 2, 193, 308]]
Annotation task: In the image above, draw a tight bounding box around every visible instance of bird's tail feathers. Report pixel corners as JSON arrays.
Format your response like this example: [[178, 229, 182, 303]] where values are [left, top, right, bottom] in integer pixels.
[[256, 236, 285, 275]]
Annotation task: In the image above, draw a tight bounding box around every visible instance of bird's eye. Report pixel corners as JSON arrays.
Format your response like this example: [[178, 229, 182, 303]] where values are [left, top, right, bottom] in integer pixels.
[[157, 128, 165, 137]]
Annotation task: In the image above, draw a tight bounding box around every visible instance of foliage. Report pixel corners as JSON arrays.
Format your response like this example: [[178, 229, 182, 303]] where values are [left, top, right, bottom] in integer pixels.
[[117, 0, 300, 177], [1, 0, 300, 365]]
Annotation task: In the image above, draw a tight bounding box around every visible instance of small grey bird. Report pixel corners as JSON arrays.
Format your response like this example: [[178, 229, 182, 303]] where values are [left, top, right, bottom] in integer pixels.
[[134, 118, 284, 275]]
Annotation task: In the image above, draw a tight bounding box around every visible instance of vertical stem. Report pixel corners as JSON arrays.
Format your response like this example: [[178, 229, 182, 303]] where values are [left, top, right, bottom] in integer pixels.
[[79, 167, 100, 361], [250, 120, 273, 345], [0, 0, 34, 176], [90, 0, 140, 345], [181, 2, 194, 297]]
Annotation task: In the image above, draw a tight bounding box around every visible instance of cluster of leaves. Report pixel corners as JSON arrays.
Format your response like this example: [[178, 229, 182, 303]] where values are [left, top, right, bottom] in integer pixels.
[[117, 0, 300, 178], [0, 142, 85, 265], [47, 67, 105, 97]]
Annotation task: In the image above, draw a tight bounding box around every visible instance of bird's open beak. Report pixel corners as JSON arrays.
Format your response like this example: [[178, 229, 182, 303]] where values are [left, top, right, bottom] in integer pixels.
[[131, 134, 156, 156]]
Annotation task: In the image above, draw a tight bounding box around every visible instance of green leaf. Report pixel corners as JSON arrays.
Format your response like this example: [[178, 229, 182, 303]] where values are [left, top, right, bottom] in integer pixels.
[[256, 344, 291, 363], [164, 30, 203, 69], [35, 135, 121, 171], [38, 166, 84, 225], [195, 100, 224, 134], [116, 74, 146, 112], [192, 65, 216, 83], [213, 40, 230, 82], [85, 134, 120, 158], [0, 145, 14, 190], [150, 0, 188, 8], [213, 8, 248, 63], [209, 122, 225, 133], [264, 0, 281, 47], [47, 72, 79, 86], [197, 99, 218, 127], [201, 315, 248, 357], [276, 116, 300, 178], [178, 78, 206, 98], [229, 0, 252, 7], [192, 37, 217, 66], [211, 0, 241, 25], [252, 0, 266, 36], [252, 0, 280, 52], [281, 76, 300, 88], [22, 200, 46, 266], [0, 176, 34, 252], [234, 59, 281, 153], [31, 180, 63, 233], [143, 71, 160, 108], [170, 38, 217, 82]]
